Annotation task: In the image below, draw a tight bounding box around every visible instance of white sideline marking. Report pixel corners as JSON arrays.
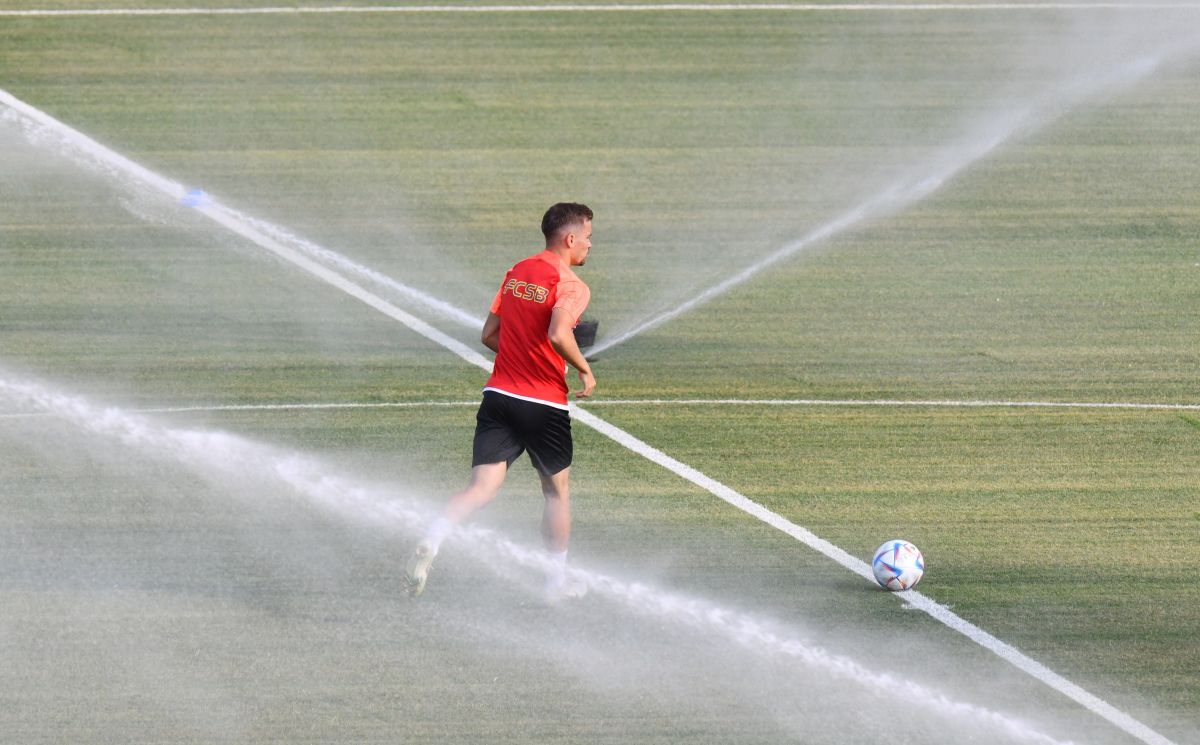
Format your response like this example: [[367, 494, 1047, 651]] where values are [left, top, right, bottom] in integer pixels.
[[233, 215, 483, 330], [0, 88, 1176, 745], [0, 401, 479, 419], [145, 401, 477, 413], [3, 3, 1200, 16], [5, 396, 1198, 420], [587, 398, 1200, 411], [0, 90, 491, 374]]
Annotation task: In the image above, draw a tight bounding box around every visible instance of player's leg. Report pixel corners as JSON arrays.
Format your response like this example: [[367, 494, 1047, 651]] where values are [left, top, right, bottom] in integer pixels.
[[430, 391, 522, 546], [539, 466, 571, 553], [406, 392, 521, 596], [405, 462, 508, 596], [538, 466, 585, 601], [523, 402, 584, 600], [445, 460, 509, 526], [525, 402, 574, 554]]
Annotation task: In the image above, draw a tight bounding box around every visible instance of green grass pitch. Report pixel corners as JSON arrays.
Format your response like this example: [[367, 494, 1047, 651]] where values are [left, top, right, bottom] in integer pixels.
[[1, 4, 1197, 744]]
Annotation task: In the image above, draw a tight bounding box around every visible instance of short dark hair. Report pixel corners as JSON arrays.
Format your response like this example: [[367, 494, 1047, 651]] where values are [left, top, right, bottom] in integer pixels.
[[541, 202, 593, 242]]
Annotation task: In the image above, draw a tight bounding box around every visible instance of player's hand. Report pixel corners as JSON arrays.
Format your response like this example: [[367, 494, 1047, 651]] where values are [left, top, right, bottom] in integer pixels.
[[576, 370, 596, 399]]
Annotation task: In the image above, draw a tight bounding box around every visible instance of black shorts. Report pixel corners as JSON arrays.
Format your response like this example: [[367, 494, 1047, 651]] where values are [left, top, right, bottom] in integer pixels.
[[470, 388, 573, 477], [472, 390, 573, 476]]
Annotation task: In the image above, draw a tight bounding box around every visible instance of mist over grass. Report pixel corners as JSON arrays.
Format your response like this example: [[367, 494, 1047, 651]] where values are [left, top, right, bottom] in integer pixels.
[[2, 6, 1197, 743], [5, 6, 1198, 357], [0, 371, 1136, 745], [594, 4, 1200, 352], [1, 111, 489, 409]]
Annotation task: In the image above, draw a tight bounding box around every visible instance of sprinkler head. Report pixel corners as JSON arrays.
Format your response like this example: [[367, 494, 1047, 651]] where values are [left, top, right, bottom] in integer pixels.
[[573, 318, 598, 350]]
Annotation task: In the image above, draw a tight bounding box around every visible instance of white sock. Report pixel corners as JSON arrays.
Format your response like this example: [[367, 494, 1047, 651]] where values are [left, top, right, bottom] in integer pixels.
[[423, 517, 454, 554], [546, 549, 569, 586]]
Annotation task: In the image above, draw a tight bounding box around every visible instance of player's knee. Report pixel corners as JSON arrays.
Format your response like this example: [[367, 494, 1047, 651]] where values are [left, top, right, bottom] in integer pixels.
[[541, 480, 570, 502], [474, 484, 503, 503], [459, 481, 500, 506], [537, 470, 562, 494]]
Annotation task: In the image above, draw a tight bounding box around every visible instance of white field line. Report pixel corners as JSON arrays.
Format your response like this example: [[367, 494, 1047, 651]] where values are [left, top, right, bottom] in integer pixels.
[[0, 401, 479, 419], [0, 89, 1177, 745], [233, 215, 483, 330], [0, 91, 491, 371], [4, 3, 1200, 17], [588, 398, 1200, 411], [5, 397, 1200, 420], [0, 376, 1082, 745]]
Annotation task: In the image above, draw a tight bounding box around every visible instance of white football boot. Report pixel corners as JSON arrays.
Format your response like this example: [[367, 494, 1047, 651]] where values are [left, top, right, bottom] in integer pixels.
[[543, 571, 588, 604], [404, 540, 436, 597]]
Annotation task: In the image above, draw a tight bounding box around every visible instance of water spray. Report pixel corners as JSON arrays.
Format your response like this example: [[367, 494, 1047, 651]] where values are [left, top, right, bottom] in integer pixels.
[[589, 45, 1180, 356], [0, 91, 481, 335], [2, 27, 1190, 739], [0, 372, 1082, 745]]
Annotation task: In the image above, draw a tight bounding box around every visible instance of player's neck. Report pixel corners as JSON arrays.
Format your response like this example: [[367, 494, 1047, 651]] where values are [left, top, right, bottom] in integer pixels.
[[543, 245, 572, 266]]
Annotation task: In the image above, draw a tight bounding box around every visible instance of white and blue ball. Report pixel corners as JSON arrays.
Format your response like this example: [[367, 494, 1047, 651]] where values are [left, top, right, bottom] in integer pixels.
[[872, 539, 924, 591]]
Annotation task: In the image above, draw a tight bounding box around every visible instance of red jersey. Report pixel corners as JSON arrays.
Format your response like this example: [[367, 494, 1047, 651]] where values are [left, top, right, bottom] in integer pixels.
[[484, 250, 591, 408]]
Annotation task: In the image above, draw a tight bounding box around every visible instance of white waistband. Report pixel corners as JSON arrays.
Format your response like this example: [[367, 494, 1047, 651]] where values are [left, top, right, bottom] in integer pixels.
[[483, 387, 570, 411]]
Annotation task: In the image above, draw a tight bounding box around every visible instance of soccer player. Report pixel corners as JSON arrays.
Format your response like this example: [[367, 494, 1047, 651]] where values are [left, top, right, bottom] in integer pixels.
[[405, 203, 596, 601]]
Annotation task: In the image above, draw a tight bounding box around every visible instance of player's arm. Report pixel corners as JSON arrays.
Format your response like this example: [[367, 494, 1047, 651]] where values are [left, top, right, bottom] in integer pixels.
[[481, 312, 501, 354], [547, 308, 596, 399]]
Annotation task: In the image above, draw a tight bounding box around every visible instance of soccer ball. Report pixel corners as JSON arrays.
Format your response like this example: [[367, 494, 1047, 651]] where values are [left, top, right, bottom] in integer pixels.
[[872, 539, 924, 591]]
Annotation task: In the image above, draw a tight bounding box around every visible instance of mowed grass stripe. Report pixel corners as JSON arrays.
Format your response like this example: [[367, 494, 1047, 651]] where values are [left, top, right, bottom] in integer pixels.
[[5, 3, 1200, 17], [5, 397, 1200, 420]]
